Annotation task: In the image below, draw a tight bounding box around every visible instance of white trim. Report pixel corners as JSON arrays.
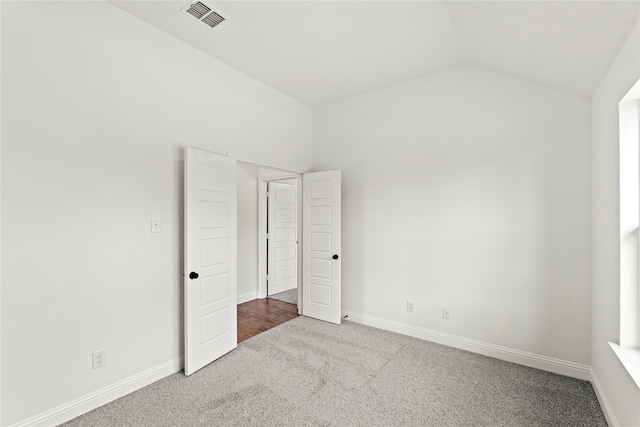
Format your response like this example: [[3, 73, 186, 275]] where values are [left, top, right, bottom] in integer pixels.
[[296, 176, 303, 314], [609, 342, 640, 389], [342, 310, 591, 381], [12, 357, 184, 427], [0, 2, 4, 419], [227, 152, 304, 174], [238, 290, 258, 304], [591, 368, 620, 427], [258, 179, 268, 299]]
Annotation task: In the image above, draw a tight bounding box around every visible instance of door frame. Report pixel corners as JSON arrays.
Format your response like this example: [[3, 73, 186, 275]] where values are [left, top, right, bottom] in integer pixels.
[[257, 175, 303, 314], [228, 152, 304, 314]]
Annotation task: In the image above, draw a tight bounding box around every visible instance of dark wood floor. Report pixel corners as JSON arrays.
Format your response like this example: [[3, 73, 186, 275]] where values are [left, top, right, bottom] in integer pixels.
[[237, 298, 299, 343]]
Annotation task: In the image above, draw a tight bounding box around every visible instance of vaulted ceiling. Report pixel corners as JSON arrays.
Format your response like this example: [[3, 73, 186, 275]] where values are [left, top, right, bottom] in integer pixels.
[[111, 1, 639, 107]]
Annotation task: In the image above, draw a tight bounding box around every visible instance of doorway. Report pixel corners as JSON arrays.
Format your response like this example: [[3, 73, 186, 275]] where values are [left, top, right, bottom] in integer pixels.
[[261, 177, 302, 312], [185, 148, 342, 376], [235, 162, 301, 310], [266, 178, 300, 306]]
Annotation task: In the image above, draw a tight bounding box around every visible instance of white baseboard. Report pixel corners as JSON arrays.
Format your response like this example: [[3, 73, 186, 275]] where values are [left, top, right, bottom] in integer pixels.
[[342, 310, 591, 381], [238, 290, 258, 304], [591, 368, 619, 427], [13, 357, 184, 427], [11, 312, 596, 427]]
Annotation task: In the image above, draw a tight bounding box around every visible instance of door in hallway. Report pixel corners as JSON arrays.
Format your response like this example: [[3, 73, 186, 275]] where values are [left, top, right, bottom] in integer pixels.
[[267, 180, 298, 296]]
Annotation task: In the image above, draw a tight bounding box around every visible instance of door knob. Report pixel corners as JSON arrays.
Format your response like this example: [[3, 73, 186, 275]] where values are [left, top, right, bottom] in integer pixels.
[[189, 272, 199, 279], [333, 254, 339, 260]]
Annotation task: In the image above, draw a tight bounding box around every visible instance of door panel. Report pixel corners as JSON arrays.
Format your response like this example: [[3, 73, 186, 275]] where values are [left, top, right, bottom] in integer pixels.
[[302, 170, 341, 324], [185, 147, 237, 376], [267, 181, 298, 296]]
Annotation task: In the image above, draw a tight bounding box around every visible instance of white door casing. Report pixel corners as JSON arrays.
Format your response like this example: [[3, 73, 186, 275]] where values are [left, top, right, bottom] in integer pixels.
[[302, 170, 342, 324], [267, 181, 298, 296], [184, 147, 237, 376]]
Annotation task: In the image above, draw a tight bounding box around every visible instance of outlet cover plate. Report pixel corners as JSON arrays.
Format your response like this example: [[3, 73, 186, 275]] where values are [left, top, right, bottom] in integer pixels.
[[92, 350, 106, 369], [407, 301, 414, 312]]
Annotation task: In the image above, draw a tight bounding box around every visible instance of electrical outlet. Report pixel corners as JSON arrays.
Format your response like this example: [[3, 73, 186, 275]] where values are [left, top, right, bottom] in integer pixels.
[[92, 350, 106, 369], [151, 217, 161, 233], [407, 300, 414, 313], [443, 308, 450, 320]]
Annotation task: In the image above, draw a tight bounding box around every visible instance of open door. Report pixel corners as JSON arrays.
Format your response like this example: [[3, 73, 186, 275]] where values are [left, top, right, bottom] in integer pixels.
[[302, 170, 342, 324], [184, 147, 237, 376], [267, 180, 298, 296]]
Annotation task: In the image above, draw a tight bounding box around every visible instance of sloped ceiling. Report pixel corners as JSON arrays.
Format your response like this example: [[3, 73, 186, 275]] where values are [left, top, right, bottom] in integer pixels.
[[111, 1, 639, 107]]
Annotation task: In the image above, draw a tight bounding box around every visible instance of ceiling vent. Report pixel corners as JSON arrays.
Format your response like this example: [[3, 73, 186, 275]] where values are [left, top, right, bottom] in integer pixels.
[[181, 1, 226, 30]]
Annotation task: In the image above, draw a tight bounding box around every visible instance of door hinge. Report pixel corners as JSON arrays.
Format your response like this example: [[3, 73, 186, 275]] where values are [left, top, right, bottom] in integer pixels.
[[266, 191, 270, 197], [266, 232, 269, 239], [266, 274, 269, 281]]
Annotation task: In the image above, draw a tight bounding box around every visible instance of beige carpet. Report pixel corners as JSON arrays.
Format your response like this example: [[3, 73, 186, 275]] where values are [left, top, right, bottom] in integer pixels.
[[62, 316, 606, 426]]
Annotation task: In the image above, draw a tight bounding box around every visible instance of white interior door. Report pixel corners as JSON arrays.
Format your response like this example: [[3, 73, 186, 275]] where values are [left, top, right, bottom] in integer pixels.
[[267, 180, 298, 296], [302, 170, 341, 324], [184, 147, 237, 376]]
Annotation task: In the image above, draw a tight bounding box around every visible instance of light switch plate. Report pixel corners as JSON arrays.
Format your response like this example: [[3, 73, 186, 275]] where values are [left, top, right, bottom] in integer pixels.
[[151, 217, 161, 233]]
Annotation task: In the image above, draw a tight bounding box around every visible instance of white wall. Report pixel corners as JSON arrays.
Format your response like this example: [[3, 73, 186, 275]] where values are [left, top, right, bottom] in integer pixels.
[[591, 20, 640, 427], [237, 165, 262, 301], [0, 1, 312, 425], [314, 64, 591, 366]]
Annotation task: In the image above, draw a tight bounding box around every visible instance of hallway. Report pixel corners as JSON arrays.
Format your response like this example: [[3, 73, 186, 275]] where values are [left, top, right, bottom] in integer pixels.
[[237, 298, 299, 343]]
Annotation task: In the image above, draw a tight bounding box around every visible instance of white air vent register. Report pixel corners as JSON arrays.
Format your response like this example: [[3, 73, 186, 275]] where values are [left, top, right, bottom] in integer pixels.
[[181, 1, 226, 29]]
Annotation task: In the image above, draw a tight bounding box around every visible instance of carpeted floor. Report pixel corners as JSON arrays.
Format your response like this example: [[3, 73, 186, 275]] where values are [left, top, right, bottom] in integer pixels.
[[268, 288, 298, 305], [62, 317, 606, 426]]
